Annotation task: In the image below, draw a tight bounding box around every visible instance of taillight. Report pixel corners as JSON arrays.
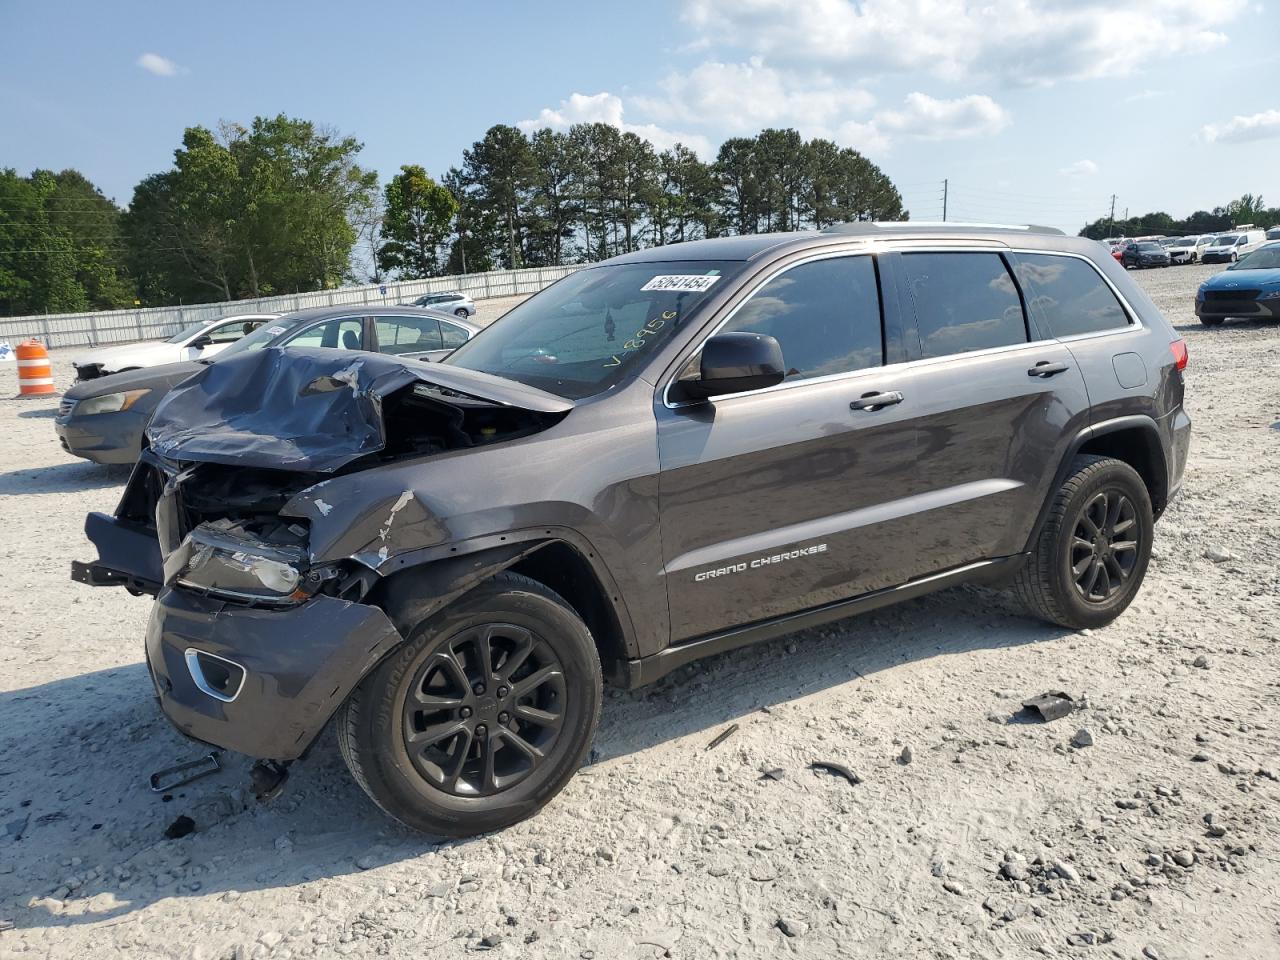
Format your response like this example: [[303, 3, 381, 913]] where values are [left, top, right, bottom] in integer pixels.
[[1170, 339, 1188, 371]]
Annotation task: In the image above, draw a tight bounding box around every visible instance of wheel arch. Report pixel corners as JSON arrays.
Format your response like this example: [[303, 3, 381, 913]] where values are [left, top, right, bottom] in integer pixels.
[[365, 531, 640, 686], [1026, 416, 1170, 551]]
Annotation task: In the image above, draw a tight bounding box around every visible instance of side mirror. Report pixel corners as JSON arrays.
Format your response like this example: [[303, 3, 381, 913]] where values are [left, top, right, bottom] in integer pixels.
[[190, 334, 213, 349], [675, 332, 785, 402]]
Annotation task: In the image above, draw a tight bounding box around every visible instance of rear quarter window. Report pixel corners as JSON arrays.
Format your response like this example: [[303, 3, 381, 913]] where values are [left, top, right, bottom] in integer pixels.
[[1010, 253, 1131, 338]]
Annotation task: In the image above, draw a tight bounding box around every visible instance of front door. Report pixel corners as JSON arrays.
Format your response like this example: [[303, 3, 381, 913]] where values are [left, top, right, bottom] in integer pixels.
[[657, 253, 920, 643]]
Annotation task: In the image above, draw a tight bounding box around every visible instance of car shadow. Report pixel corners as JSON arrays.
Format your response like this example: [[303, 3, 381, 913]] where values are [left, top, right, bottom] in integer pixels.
[[15, 407, 58, 420], [0, 461, 130, 496], [1, 583, 1066, 931]]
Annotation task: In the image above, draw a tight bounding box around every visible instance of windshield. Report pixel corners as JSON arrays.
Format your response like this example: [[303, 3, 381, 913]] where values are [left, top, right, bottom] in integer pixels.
[[165, 319, 214, 344], [1137, 243, 1162, 252], [1236, 245, 1280, 270], [443, 260, 741, 399], [1212, 235, 1238, 246], [209, 315, 306, 360]]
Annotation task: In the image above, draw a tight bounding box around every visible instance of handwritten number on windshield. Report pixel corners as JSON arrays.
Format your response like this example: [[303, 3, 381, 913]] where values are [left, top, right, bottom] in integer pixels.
[[603, 311, 677, 368]]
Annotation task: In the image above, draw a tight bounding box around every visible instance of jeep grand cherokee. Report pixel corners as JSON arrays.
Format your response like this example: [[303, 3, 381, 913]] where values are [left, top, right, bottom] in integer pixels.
[[74, 223, 1191, 836]]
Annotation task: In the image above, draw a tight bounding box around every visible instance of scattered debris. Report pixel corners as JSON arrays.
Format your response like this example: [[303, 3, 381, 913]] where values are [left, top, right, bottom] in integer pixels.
[[250, 760, 290, 800], [1203, 546, 1234, 563], [705, 723, 739, 751], [942, 879, 964, 895], [1021, 691, 1075, 722], [898, 745, 914, 765], [149, 752, 221, 793], [1072, 728, 1095, 748], [775, 917, 808, 938], [758, 767, 786, 781], [163, 815, 196, 840], [809, 761, 861, 786], [1192, 654, 1210, 669]]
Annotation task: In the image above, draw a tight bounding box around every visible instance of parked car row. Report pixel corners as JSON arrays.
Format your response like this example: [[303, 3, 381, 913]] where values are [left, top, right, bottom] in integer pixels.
[[1104, 229, 1269, 269], [69, 222, 1191, 836]]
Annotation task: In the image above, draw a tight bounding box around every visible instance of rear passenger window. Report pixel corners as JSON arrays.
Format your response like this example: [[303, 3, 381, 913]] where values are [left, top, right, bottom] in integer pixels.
[[1011, 253, 1130, 337], [719, 256, 883, 382], [901, 253, 1027, 358]]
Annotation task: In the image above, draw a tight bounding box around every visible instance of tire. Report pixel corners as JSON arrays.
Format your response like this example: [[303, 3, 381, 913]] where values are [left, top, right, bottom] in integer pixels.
[[1200, 316, 1225, 326], [1015, 455, 1153, 630], [337, 572, 602, 836], [454, 307, 469, 318]]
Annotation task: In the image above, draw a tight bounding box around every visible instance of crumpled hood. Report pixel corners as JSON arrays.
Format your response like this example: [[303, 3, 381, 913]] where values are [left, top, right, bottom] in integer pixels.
[[146, 347, 573, 473]]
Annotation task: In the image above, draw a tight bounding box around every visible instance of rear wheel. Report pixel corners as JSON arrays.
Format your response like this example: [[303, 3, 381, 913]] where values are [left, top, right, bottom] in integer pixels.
[[337, 573, 602, 836], [454, 307, 469, 318], [1015, 456, 1153, 630], [1200, 316, 1225, 326]]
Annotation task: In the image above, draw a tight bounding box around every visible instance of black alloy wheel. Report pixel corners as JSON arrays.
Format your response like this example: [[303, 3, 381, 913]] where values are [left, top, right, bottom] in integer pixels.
[[402, 622, 567, 797], [1070, 489, 1140, 603]]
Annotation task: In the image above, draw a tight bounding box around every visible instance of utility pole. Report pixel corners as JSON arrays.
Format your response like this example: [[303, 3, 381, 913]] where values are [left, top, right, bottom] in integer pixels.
[[942, 179, 948, 222], [1107, 194, 1117, 238]]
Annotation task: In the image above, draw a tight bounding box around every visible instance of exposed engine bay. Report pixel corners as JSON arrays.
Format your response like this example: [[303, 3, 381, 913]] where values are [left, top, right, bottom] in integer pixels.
[[77, 347, 572, 606]]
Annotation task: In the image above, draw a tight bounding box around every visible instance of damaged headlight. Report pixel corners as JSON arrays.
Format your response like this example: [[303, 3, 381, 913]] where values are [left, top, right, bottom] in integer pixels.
[[76, 389, 151, 416], [165, 519, 319, 604]]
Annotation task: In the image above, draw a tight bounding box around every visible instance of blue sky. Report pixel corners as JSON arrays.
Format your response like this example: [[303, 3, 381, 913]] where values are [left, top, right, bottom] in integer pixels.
[[3, 0, 1278, 234]]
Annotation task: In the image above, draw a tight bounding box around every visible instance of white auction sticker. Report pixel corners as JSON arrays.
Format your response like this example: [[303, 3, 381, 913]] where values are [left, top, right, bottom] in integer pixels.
[[641, 274, 721, 293]]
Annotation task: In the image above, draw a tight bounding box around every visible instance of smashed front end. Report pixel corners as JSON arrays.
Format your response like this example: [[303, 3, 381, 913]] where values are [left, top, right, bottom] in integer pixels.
[[71, 348, 571, 760]]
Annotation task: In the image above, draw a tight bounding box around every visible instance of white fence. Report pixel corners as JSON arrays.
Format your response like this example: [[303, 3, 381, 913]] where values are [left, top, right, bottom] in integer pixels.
[[0, 265, 582, 349]]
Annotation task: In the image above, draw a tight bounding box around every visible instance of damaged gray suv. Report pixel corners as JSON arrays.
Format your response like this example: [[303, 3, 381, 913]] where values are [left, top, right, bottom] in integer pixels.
[[74, 223, 1191, 836]]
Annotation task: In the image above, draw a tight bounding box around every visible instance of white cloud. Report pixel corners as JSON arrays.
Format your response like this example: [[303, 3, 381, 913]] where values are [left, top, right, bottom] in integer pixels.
[[872, 93, 1011, 141], [1059, 159, 1099, 176], [633, 58, 876, 133], [1201, 109, 1280, 144], [517, 92, 711, 155], [681, 0, 1239, 84], [136, 52, 183, 77]]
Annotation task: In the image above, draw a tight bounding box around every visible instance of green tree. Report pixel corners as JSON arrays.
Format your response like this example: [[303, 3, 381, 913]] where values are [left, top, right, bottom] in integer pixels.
[[0, 167, 133, 316], [460, 125, 539, 269], [376, 165, 458, 279], [526, 129, 584, 266], [123, 116, 375, 304]]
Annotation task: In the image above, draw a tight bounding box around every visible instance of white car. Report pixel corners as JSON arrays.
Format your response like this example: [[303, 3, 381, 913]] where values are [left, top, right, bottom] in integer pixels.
[[72, 313, 279, 382], [1202, 229, 1267, 264], [1165, 236, 1207, 265], [408, 291, 476, 317]]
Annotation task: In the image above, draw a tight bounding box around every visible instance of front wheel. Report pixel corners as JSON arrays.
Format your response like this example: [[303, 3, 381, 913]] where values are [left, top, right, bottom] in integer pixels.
[[337, 573, 602, 836], [1200, 316, 1225, 326], [454, 307, 469, 319], [1015, 455, 1153, 630]]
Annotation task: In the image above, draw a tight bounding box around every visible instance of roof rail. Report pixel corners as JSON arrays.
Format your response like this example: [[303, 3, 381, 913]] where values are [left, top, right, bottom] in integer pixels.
[[821, 221, 1065, 236]]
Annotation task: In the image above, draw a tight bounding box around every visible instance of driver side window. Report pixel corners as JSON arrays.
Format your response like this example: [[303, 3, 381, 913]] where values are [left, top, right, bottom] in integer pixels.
[[717, 256, 884, 382]]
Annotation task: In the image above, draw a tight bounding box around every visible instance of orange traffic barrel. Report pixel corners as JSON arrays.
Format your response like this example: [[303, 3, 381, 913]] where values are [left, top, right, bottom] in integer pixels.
[[16, 339, 56, 395]]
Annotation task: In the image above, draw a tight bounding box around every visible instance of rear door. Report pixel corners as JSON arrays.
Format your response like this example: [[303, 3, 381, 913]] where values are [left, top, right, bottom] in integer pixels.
[[890, 249, 1092, 572], [656, 252, 920, 642]]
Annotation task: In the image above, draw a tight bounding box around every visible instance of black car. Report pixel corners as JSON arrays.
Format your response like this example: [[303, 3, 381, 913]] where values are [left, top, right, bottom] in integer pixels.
[[1120, 241, 1171, 269], [75, 223, 1191, 836], [55, 306, 479, 464]]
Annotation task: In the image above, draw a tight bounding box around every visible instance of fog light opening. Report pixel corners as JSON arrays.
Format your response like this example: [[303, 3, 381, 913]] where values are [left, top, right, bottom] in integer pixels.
[[185, 649, 247, 703]]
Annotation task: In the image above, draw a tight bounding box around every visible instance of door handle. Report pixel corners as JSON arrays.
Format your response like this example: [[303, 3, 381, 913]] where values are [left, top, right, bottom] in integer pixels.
[[850, 390, 904, 411], [1028, 361, 1069, 378]]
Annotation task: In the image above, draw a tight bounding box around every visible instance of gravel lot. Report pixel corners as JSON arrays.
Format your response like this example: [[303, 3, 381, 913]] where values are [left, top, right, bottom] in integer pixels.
[[1, 265, 1277, 959]]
